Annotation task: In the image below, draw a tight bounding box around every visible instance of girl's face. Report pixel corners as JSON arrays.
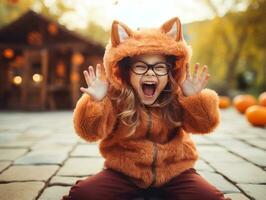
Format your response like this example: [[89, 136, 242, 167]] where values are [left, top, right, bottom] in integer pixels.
[[129, 54, 169, 105]]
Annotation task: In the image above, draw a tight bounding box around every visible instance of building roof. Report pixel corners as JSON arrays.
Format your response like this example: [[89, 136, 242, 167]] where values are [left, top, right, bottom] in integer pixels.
[[0, 10, 104, 53]]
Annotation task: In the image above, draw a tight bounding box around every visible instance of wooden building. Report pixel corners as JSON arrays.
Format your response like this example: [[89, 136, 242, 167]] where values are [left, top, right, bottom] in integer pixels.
[[0, 10, 105, 110]]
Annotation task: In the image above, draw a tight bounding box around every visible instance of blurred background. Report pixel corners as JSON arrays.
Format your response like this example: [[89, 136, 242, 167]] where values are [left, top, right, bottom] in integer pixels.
[[0, 0, 265, 111]]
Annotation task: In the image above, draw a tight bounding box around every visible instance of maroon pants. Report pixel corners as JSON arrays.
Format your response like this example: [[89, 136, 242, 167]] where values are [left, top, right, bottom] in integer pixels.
[[62, 168, 230, 200]]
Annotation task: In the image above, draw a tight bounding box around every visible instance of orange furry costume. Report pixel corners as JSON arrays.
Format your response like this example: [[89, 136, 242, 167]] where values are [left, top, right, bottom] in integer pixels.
[[73, 17, 220, 189]]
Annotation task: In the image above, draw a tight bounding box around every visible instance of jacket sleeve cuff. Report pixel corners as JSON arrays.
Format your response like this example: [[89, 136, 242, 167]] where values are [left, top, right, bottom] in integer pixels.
[[179, 88, 220, 133], [73, 93, 115, 142]]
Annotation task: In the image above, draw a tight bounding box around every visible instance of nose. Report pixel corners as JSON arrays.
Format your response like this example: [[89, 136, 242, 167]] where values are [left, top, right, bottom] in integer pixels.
[[145, 68, 156, 76]]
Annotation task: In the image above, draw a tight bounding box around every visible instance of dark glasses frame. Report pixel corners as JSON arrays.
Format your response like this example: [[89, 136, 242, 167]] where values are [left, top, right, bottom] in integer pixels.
[[130, 61, 172, 76]]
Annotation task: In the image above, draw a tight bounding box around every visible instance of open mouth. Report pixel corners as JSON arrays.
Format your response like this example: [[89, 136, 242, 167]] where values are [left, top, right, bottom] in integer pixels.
[[142, 82, 157, 97]]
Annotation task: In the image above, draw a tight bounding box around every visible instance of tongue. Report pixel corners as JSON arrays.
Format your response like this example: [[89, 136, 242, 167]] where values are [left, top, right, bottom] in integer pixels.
[[143, 84, 155, 96]]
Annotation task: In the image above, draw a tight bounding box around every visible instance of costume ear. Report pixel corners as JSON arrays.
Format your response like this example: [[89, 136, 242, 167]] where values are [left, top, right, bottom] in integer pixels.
[[160, 17, 183, 41], [111, 20, 132, 47]]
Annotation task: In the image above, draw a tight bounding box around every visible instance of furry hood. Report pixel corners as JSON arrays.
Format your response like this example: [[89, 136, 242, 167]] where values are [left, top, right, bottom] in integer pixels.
[[103, 17, 192, 90]]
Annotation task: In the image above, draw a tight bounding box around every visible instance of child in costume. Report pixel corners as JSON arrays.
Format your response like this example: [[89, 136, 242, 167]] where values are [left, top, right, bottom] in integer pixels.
[[62, 17, 231, 200]]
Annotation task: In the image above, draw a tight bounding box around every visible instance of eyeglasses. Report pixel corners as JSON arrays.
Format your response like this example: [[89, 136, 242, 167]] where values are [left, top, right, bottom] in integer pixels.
[[130, 61, 171, 76]]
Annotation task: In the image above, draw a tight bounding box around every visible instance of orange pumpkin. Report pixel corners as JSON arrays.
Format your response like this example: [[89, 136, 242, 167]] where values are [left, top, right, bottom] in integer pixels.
[[259, 92, 266, 107], [218, 96, 231, 109], [245, 105, 266, 126], [233, 94, 257, 114]]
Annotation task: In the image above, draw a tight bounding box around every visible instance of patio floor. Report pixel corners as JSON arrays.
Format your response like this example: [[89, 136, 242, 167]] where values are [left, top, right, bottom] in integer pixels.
[[0, 108, 265, 200]]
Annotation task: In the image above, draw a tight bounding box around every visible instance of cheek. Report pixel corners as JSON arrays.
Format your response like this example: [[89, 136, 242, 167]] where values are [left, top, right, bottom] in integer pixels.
[[158, 76, 168, 91]]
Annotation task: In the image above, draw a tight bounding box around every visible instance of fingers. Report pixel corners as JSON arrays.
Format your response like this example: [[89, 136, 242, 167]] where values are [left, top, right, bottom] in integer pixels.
[[193, 63, 200, 80], [185, 63, 210, 88], [80, 86, 90, 95], [185, 63, 191, 80], [83, 70, 91, 86], [201, 74, 210, 88], [83, 66, 96, 86], [81, 64, 104, 95], [88, 66, 95, 80], [80, 86, 94, 96], [199, 65, 208, 82], [199, 65, 210, 87], [192, 63, 210, 88], [96, 64, 101, 79], [80, 87, 87, 93]]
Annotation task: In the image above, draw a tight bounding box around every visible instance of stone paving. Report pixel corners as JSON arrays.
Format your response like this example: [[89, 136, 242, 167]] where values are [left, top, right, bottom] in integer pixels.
[[0, 108, 265, 200]]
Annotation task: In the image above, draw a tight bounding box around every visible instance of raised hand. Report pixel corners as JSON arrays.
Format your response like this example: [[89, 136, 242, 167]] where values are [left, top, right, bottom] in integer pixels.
[[181, 63, 210, 97], [80, 64, 108, 101]]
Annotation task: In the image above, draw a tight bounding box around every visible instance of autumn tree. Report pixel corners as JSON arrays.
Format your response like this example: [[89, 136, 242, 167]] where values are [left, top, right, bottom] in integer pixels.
[[188, 0, 266, 95]]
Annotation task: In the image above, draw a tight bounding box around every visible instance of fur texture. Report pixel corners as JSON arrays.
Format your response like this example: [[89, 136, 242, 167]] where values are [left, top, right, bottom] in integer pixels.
[[73, 17, 220, 188]]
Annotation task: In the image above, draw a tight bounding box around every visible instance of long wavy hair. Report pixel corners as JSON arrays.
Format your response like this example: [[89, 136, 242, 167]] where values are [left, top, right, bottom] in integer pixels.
[[109, 55, 183, 138]]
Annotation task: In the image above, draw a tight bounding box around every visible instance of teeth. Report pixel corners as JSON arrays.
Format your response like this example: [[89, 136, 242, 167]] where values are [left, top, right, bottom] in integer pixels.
[[143, 82, 156, 85]]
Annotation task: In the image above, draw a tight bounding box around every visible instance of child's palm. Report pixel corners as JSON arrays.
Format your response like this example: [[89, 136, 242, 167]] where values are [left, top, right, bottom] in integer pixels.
[[80, 64, 108, 101], [181, 63, 210, 96]]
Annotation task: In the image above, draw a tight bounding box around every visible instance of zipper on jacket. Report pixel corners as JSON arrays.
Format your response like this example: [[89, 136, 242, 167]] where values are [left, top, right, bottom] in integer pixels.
[[150, 143, 157, 187], [147, 109, 157, 187]]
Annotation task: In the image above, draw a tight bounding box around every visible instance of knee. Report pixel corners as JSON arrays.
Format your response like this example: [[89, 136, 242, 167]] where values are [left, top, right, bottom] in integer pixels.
[[199, 188, 226, 200]]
